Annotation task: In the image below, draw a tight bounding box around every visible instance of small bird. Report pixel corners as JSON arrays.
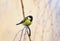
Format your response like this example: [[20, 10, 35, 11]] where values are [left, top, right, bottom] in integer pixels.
[[16, 15, 33, 36], [16, 15, 33, 26]]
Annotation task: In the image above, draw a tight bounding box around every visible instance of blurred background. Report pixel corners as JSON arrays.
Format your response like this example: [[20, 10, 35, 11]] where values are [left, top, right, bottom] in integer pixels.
[[0, 0, 60, 41]]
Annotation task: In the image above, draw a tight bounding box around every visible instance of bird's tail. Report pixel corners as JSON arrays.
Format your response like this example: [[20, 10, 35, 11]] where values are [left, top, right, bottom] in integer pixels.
[[16, 23, 21, 25]]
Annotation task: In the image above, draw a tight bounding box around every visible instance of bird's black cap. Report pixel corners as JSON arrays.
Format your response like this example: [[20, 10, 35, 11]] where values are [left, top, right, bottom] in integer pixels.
[[28, 15, 33, 22]]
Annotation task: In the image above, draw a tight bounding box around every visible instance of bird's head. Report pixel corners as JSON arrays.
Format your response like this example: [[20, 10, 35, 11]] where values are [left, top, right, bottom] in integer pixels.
[[27, 15, 33, 22]]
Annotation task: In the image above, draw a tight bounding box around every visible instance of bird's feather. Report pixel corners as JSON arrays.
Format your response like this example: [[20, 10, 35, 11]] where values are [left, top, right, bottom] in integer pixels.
[[16, 18, 26, 25]]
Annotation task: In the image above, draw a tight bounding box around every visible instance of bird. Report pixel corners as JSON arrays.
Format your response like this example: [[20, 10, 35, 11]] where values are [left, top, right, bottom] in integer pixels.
[[16, 15, 33, 36], [16, 15, 33, 26]]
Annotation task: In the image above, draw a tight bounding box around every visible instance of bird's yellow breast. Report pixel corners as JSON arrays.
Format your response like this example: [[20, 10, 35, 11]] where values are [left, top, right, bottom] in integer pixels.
[[23, 19, 31, 26]]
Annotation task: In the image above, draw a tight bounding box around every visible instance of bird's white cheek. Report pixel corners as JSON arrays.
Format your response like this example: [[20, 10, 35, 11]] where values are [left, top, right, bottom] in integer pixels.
[[28, 17, 31, 20]]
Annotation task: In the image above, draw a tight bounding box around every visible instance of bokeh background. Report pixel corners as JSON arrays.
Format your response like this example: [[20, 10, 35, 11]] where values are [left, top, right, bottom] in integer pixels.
[[0, 0, 60, 41]]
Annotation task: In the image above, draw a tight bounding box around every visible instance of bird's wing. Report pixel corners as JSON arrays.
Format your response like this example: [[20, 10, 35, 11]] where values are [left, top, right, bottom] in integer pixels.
[[16, 18, 26, 25]]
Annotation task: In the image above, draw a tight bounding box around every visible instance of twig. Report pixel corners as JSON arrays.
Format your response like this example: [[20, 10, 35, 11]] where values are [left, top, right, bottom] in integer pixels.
[[21, 0, 25, 18], [19, 29, 24, 41], [13, 27, 25, 41], [28, 36, 31, 41], [13, 26, 31, 41], [23, 27, 27, 41], [26, 26, 31, 41]]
